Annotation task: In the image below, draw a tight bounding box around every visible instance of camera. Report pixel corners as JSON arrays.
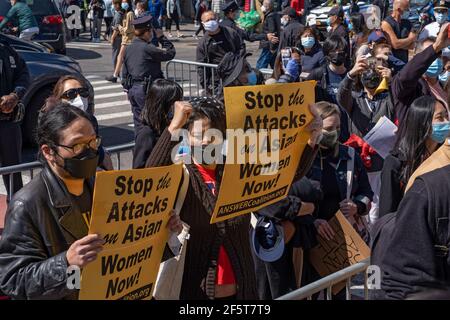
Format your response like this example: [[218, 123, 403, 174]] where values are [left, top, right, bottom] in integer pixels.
[[281, 48, 292, 71]]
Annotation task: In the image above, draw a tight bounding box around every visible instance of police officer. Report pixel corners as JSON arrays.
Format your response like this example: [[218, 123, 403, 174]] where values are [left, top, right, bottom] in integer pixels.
[[122, 14, 176, 137], [0, 39, 30, 198], [220, 0, 277, 44]]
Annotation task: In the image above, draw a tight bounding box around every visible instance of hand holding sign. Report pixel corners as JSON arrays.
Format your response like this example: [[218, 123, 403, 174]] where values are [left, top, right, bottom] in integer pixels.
[[306, 104, 323, 148], [166, 209, 183, 234], [314, 219, 335, 241], [66, 234, 104, 268], [339, 199, 358, 217], [168, 101, 193, 134]]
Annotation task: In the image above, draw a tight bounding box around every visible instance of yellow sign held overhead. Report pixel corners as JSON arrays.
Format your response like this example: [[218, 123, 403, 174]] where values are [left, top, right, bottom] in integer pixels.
[[211, 82, 315, 224]]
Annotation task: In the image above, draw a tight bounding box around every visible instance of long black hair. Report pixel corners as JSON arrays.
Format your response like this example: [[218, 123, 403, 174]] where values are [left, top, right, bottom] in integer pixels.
[[36, 102, 93, 161], [141, 79, 183, 136], [395, 95, 437, 183]]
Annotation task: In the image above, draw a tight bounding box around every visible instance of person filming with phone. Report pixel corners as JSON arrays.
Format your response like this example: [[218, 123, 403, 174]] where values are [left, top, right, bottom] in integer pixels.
[[122, 14, 176, 137], [336, 51, 395, 225]]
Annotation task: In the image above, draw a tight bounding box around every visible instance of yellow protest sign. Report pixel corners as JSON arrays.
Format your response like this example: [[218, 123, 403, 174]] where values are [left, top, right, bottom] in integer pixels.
[[79, 165, 182, 300], [211, 82, 315, 224]]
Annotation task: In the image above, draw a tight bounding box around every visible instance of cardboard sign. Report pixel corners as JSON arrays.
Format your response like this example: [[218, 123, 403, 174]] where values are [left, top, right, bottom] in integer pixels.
[[309, 211, 371, 295], [210, 82, 315, 224], [79, 165, 183, 300]]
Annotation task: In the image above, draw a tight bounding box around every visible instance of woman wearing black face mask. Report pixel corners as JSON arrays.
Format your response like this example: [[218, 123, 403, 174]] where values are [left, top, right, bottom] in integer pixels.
[[0, 104, 182, 300], [307, 35, 351, 142], [336, 52, 396, 226], [133, 79, 183, 169]]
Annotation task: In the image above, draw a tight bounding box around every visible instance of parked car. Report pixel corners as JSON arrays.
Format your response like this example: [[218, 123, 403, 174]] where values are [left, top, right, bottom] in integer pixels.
[[0, 0, 67, 54], [0, 32, 93, 146], [308, 0, 434, 33]]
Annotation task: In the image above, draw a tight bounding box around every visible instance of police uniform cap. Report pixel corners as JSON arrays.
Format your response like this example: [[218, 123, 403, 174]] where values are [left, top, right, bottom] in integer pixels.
[[132, 14, 153, 30], [222, 0, 239, 13], [435, 0, 450, 10]]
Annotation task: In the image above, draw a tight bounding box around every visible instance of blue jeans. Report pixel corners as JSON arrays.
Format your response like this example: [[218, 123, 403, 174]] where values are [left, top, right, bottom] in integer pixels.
[[256, 48, 276, 70]]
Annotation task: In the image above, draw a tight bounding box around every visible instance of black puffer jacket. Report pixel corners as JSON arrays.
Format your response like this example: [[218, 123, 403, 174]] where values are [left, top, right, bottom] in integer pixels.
[[0, 165, 91, 300]]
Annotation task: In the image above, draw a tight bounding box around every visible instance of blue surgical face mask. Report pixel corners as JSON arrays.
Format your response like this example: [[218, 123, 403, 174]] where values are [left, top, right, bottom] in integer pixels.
[[401, 9, 410, 19], [435, 12, 448, 25], [326, 17, 332, 26], [247, 71, 257, 85], [121, 2, 129, 10], [439, 71, 449, 85], [301, 36, 315, 48], [425, 58, 444, 78], [432, 122, 450, 143]]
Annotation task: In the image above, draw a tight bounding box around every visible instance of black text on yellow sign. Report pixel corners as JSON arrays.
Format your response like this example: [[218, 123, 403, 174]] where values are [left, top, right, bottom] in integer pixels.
[[211, 82, 315, 224], [79, 165, 182, 300]]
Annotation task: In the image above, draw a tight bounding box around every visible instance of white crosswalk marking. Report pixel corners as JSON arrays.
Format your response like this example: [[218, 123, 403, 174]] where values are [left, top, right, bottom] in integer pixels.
[[84, 75, 132, 125], [95, 100, 130, 109], [96, 111, 133, 121], [94, 84, 124, 92], [95, 92, 127, 99]]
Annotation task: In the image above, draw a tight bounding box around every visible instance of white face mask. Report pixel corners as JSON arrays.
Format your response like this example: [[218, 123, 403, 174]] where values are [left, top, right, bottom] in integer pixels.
[[203, 20, 219, 33], [69, 96, 89, 112], [261, 5, 267, 13]]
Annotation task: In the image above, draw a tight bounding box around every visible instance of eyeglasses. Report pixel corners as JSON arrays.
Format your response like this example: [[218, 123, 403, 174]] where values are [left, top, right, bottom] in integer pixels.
[[61, 87, 90, 100], [56, 137, 102, 154]]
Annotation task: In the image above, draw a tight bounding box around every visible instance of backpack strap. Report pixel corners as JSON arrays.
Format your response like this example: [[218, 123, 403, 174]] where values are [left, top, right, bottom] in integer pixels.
[[426, 171, 450, 279]]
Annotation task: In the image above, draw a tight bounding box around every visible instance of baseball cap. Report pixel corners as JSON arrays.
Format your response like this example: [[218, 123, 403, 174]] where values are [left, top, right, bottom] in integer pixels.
[[217, 51, 252, 86], [251, 216, 285, 262], [368, 29, 386, 43]]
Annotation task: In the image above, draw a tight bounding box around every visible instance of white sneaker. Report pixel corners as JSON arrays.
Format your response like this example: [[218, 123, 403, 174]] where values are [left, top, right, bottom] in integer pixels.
[[167, 33, 173, 38]]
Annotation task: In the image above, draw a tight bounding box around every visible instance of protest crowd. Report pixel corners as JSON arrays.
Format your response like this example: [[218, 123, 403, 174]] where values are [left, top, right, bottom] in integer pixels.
[[1, 0, 450, 301]]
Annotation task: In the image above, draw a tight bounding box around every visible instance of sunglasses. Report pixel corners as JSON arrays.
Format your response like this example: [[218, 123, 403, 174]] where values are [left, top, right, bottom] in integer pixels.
[[56, 137, 102, 154], [61, 87, 90, 100]]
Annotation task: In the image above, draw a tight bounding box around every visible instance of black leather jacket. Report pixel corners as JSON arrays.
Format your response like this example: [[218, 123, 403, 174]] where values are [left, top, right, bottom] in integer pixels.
[[0, 165, 92, 300]]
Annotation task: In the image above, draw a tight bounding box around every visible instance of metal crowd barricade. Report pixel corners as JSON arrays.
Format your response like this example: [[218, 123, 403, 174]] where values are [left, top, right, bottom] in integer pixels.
[[276, 258, 371, 301], [165, 59, 222, 98], [0, 142, 135, 202], [165, 59, 275, 98]]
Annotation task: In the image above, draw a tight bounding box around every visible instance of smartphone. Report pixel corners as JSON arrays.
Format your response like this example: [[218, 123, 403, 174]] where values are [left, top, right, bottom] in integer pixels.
[[281, 48, 292, 71]]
